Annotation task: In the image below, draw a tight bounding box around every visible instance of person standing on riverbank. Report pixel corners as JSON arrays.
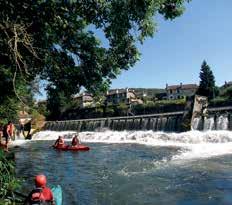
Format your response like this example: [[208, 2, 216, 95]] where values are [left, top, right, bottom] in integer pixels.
[[24, 174, 54, 205], [3, 121, 14, 152]]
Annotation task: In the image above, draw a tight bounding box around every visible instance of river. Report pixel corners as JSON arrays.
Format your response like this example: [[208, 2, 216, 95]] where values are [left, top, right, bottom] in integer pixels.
[[14, 130, 232, 205]]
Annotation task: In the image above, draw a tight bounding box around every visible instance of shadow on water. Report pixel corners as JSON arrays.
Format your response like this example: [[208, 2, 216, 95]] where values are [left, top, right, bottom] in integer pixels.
[[14, 141, 232, 205]]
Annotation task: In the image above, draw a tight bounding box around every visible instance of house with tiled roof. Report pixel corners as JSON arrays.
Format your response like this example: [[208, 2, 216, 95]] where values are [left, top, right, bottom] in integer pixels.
[[223, 81, 232, 88], [106, 88, 143, 105], [74, 92, 94, 108], [166, 83, 198, 100]]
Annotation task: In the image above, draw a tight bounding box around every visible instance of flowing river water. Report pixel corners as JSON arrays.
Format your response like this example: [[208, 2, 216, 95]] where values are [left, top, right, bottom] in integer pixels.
[[13, 130, 232, 205]]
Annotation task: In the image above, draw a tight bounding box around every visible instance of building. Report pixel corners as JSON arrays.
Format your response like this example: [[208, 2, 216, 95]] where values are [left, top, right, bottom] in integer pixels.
[[223, 81, 232, 88], [74, 93, 94, 108], [106, 88, 143, 105], [166, 83, 198, 100]]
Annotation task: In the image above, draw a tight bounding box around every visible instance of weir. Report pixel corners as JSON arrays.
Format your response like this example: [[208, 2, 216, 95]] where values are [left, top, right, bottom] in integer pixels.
[[43, 96, 232, 132], [44, 111, 184, 132], [192, 106, 232, 131]]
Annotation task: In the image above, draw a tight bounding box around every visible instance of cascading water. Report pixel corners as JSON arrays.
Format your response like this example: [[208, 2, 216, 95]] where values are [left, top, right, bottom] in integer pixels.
[[192, 114, 231, 131], [191, 117, 201, 130], [203, 116, 215, 130], [44, 113, 183, 132], [216, 115, 229, 130], [31, 130, 232, 161]]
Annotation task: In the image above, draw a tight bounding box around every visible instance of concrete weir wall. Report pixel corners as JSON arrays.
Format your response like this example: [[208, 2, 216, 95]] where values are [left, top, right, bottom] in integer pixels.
[[43, 95, 232, 132], [191, 95, 232, 131], [192, 106, 232, 131], [44, 111, 184, 132]]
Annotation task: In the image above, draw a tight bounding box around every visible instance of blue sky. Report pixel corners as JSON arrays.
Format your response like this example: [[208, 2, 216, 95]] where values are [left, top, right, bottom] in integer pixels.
[[110, 0, 232, 89], [37, 0, 232, 100]]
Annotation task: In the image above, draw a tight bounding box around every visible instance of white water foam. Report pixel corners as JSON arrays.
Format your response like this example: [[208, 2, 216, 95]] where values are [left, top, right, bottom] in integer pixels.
[[16, 130, 232, 161], [32, 131, 77, 140], [10, 139, 30, 147]]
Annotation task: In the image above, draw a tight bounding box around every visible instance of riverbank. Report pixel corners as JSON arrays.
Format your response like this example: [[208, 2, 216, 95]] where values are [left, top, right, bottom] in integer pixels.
[[0, 149, 23, 204]]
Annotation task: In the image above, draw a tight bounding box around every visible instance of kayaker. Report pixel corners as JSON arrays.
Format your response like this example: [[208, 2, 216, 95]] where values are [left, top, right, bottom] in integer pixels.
[[23, 174, 55, 205], [71, 135, 80, 147], [54, 136, 65, 147]]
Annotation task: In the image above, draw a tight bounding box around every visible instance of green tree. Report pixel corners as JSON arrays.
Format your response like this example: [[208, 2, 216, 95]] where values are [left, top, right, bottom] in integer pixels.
[[0, 65, 34, 123], [197, 60, 217, 99], [0, 0, 191, 120], [221, 86, 232, 99]]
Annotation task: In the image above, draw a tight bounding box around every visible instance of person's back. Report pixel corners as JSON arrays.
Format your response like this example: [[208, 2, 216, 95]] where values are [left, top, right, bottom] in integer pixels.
[[54, 136, 65, 147], [71, 135, 79, 147], [25, 187, 53, 205], [24, 174, 54, 205]]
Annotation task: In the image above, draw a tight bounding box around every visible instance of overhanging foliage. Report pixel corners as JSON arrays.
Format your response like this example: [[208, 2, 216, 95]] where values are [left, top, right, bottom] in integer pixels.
[[0, 0, 191, 120]]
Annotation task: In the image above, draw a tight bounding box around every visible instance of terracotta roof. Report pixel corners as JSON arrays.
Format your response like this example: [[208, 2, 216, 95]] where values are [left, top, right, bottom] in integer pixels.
[[74, 93, 92, 98], [181, 84, 198, 89], [74, 93, 93, 102]]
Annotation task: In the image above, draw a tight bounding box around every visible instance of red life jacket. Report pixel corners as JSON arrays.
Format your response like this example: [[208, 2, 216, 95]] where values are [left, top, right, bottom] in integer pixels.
[[28, 187, 53, 205]]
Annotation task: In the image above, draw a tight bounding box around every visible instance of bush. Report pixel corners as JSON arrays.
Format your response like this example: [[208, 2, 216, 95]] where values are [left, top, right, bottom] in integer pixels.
[[115, 103, 128, 116], [105, 107, 114, 117], [220, 86, 232, 99], [209, 96, 232, 107], [0, 150, 22, 204], [132, 98, 186, 115], [153, 98, 186, 106]]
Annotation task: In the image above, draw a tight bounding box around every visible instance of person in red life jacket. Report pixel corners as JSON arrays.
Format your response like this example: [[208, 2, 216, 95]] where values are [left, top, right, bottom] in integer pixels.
[[2, 121, 14, 152], [71, 135, 80, 147], [53, 136, 65, 148], [24, 174, 55, 205]]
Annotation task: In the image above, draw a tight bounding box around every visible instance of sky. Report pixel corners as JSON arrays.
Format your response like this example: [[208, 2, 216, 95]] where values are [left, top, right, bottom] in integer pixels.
[[36, 0, 232, 100], [109, 0, 232, 89]]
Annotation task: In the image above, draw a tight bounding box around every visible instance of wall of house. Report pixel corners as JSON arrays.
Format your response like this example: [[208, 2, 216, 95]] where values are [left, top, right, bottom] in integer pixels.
[[167, 88, 197, 100]]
